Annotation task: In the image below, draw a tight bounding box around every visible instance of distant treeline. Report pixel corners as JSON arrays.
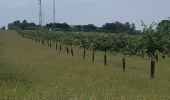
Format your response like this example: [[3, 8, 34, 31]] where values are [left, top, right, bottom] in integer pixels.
[[8, 20, 39, 30], [8, 20, 139, 35]]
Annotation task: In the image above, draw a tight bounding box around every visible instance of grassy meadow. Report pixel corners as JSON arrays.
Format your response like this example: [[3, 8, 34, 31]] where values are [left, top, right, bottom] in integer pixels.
[[0, 30, 170, 100]]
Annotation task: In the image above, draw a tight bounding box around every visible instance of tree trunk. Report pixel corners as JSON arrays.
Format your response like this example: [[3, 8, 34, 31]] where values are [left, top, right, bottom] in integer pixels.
[[67, 46, 69, 54], [83, 49, 86, 59], [104, 50, 107, 66], [41, 40, 43, 44], [150, 54, 155, 79], [56, 43, 58, 50], [122, 57, 126, 72], [155, 54, 158, 62], [60, 45, 62, 51], [142, 51, 144, 59], [71, 48, 74, 57], [151, 60, 155, 79], [49, 42, 52, 48], [92, 51, 95, 62]]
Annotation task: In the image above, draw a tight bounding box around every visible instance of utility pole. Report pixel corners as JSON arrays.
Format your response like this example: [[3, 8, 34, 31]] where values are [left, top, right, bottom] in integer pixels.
[[38, 0, 43, 26], [43, 11, 45, 26], [53, 0, 56, 27]]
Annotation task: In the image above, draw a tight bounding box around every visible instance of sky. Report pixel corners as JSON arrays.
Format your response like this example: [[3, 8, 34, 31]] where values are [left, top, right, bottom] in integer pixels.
[[0, 0, 170, 29]]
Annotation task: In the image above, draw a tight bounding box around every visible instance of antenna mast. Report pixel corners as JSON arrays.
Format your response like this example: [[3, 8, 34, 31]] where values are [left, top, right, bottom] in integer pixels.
[[39, 0, 43, 26], [53, 0, 56, 27], [43, 12, 45, 26]]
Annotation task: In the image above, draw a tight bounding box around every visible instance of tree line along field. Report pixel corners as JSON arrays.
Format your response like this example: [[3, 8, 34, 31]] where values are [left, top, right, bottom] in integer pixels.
[[0, 30, 170, 99]]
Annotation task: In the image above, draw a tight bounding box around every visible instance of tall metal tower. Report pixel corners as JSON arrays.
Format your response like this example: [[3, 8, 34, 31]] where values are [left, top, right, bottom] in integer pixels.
[[53, 0, 56, 24], [38, 0, 43, 26]]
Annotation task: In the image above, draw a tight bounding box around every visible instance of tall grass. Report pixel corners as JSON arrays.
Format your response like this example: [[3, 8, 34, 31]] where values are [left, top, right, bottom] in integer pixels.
[[0, 30, 170, 99]]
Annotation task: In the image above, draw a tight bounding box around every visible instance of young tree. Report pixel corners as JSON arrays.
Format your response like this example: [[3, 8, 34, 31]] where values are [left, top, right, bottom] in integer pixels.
[[80, 36, 91, 59], [116, 33, 130, 71], [95, 35, 112, 66], [141, 22, 170, 78]]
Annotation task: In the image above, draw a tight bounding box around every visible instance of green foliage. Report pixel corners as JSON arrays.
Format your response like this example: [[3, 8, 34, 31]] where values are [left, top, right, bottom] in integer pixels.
[[79, 35, 91, 49], [17, 19, 170, 57], [141, 22, 170, 57], [128, 36, 144, 55], [157, 19, 170, 35], [18, 30, 133, 54]]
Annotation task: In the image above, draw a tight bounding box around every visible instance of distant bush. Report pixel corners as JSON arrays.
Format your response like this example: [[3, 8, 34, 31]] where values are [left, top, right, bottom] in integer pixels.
[[0, 26, 6, 30]]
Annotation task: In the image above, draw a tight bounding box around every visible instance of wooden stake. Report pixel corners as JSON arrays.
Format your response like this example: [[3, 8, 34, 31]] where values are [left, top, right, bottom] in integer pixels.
[[71, 49, 74, 57], [122, 57, 126, 71], [104, 50, 107, 66], [151, 60, 155, 79], [92, 51, 94, 62], [83, 49, 86, 59], [67, 46, 69, 54], [60, 45, 62, 51], [56, 43, 58, 50]]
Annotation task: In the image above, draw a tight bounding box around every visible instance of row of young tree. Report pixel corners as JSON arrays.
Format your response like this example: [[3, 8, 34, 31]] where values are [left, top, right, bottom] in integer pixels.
[[17, 20, 170, 55], [8, 20, 138, 35], [9, 20, 170, 78], [18, 26, 170, 58], [14, 19, 170, 79]]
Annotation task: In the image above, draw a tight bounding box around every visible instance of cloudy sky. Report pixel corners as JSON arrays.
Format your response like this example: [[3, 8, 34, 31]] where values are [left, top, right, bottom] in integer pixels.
[[0, 0, 170, 29]]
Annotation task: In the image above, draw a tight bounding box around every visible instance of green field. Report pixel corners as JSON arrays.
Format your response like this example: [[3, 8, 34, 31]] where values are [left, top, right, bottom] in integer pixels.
[[0, 30, 170, 100]]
